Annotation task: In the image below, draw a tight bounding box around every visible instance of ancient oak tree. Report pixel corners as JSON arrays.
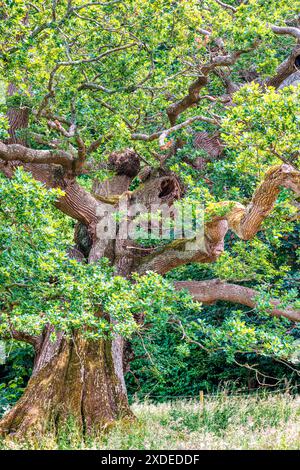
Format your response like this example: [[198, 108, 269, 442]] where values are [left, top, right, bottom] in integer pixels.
[[0, 1, 299, 436]]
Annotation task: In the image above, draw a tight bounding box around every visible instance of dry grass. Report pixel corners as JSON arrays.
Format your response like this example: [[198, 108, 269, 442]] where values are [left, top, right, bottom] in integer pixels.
[[1, 393, 300, 450]]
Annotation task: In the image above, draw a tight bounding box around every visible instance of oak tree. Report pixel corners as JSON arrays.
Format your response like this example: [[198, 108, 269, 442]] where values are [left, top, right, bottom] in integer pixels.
[[0, 0, 299, 437]]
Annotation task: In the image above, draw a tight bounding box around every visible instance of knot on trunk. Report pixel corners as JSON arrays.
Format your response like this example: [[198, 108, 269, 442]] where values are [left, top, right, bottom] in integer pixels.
[[109, 148, 140, 177]]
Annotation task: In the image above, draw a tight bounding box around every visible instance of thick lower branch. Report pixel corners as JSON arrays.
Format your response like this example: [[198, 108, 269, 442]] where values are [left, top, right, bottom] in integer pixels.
[[136, 239, 215, 275], [0, 158, 102, 226], [271, 25, 300, 40], [136, 219, 228, 275], [55, 179, 100, 226], [1, 330, 42, 351], [136, 165, 300, 274], [0, 142, 74, 168], [174, 280, 300, 322]]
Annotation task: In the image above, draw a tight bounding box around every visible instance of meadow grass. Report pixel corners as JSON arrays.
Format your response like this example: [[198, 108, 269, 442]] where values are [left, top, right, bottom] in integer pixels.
[[1, 393, 300, 450]]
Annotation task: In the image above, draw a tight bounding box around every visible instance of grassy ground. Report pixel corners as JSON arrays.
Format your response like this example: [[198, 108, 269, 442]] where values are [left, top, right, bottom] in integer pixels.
[[1, 393, 300, 450]]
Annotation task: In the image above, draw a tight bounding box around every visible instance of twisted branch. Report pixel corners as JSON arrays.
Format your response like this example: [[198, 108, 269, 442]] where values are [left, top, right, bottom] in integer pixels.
[[0, 142, 74, 168], [174, 280, 300, 323]]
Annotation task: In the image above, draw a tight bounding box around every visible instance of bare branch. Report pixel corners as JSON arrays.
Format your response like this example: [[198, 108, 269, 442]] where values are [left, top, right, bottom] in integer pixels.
[[167, 46, 258, 125], [52, 0, 57, 21], [9, 329, 42, 350], [214, 69, 240, 93], [74, 135, 87, 169], [86, 133, 113, 155], [47, 119, 76, 138], [174, 280, 300, 323], [271, 25, 300, 40], [0, 320, 42, 350], [36, 65, 60, 118], [34, 110, 71, 126], [214, 0, 237, 13], [269, 147, 300, 169], [27, 2, 41, 13], [58, 43, 138, 66], [197, 28, 212, 36], [131, 114, 219, 145], [0, 142, 74, 168], [78, 82, 114, 94], [264, 46, 300, 88]]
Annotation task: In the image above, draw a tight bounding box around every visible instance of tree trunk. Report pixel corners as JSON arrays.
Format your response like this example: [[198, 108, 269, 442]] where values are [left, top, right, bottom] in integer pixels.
[[0, 328, 133, 438]]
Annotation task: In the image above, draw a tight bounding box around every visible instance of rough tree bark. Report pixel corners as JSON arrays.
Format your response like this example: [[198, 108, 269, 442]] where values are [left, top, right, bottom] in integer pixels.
[[0, 326, 132, 437], [0, 328, 132, 437]]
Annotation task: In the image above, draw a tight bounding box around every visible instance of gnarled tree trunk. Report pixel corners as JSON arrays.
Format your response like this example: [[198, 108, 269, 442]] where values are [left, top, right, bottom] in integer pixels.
[[0, 327, 132, 437]]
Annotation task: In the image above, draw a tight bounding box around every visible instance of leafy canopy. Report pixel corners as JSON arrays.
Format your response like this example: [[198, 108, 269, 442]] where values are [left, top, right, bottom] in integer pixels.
[[0, 0, 299, 160]]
